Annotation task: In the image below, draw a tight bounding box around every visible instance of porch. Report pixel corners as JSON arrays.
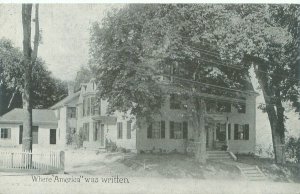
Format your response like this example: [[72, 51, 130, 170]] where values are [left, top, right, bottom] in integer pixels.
[[82, 116, 117, 149]]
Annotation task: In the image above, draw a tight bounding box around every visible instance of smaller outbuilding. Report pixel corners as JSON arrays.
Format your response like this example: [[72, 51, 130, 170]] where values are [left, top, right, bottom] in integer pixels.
[[0, 108, 60, 148]]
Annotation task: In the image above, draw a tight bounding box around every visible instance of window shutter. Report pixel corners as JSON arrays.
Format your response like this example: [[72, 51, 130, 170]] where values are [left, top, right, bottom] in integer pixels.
[[183, 121, 188, 139], [245, 124, 249, 140], [170, 121, 174, 139], [7, 128, 11, 139], [161, 121, 165, 139], [93, 123, 97, 141], [19, 125, 23, 144], [127, 121, 132, 139], [147, 124, 152, 139], [234, 124, 239, 140], [228, 124, 231, 140]]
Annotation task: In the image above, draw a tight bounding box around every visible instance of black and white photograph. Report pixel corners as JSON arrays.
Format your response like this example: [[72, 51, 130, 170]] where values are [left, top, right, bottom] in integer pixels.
[[0, 1, 300, 194]]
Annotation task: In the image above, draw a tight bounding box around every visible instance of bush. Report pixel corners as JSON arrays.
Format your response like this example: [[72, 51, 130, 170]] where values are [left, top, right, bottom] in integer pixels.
[[285, 136, 300, 163], [106, 140, 117, 152], [74, 129, 85, 148]]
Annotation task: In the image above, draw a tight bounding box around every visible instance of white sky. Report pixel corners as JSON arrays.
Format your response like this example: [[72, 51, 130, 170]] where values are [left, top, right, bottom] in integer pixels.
[[0, 4, 122, 80]]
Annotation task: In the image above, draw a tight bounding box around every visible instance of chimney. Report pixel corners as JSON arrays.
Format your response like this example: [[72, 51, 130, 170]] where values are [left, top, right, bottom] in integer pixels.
[[68, 82, 75, 96]]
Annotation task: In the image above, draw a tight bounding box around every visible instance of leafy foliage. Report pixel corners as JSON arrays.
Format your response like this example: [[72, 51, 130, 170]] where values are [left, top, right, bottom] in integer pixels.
[[285, 136, 300, 163], [89, 5, 251, 120], [0, 38, 67, 114]]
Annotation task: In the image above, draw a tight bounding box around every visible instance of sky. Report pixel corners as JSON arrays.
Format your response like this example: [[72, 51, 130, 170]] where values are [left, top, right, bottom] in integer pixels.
[[0, 4, 122, 80], [0, 4, 299, 153]]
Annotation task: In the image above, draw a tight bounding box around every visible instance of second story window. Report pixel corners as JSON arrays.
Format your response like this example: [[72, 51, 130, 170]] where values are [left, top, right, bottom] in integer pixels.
[[91, 97, 101, 116], [216, 101, 231, 113], [237, 103, 246, 113], [67, 107, 76, 118], [170, 94, 181, 109]]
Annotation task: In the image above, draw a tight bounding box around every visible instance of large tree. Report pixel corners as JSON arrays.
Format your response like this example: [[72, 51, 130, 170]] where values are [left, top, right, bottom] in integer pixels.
[[21, 4, 39, 155], [205, 4, 300, 164], [90, 5, 251, 163], [90, 4, 300, 164]]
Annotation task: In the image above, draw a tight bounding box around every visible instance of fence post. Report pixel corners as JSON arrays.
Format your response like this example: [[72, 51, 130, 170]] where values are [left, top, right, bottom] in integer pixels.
[[10, 153, 14, 168], [60, 151, 65, 174]]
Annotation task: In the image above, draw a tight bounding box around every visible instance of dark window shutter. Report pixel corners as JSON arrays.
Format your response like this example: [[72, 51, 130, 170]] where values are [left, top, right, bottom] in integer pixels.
[[7, 128, 11, 139], [245, 124, 249, 140], [147, 124, 152, 139], [183, 121, 188, 139], [228, 124, 231, 140], [234, 124, 239, 140], [161, 121, 165, 139], [170, 121, 174, 139], [19, 125, 23, 144]]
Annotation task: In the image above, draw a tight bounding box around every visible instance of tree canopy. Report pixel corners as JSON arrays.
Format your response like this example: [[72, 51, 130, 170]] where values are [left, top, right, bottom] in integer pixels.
[[89, 5, 250, 120], [0, 38, 67, 115], [90, 4, 300, 163]]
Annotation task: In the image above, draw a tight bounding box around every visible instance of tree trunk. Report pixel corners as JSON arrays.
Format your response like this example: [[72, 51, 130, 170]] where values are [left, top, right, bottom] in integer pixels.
[[252, 59, 286, 164], [22, 4, 33, 155], [194, 98, 206, 164]]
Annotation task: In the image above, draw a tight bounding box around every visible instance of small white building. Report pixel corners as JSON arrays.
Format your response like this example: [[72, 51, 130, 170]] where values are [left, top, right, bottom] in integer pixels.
[[0, 109, 60, 148]]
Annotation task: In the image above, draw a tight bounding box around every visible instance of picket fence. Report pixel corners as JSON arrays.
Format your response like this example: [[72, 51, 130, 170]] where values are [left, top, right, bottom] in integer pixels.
[[0, 150, 64, 171]]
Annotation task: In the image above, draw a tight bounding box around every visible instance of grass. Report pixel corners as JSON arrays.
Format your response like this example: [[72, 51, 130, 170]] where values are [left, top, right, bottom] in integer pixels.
[[236, 154, 300, 183]]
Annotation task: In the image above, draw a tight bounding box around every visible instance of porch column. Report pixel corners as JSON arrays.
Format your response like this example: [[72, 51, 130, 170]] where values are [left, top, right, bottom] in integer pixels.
[[213, 122, 216, 149], [225, 121, 228, 150], [225, 116, 229, 151]]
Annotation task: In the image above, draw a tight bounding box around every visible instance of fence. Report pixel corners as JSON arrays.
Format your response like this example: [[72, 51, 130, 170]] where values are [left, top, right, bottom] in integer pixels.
[[0, 150, 64, 172]]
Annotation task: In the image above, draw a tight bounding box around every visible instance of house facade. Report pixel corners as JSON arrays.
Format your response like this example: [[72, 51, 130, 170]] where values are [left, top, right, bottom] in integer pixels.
[[52, 79, 257, 155], [0, 78, 257, 155], [136, 92, 257, 154]]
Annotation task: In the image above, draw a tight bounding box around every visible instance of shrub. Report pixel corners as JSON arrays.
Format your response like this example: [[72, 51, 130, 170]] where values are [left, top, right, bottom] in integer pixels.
[[285, 136, 300, 163], [74, 129, 85, 148]]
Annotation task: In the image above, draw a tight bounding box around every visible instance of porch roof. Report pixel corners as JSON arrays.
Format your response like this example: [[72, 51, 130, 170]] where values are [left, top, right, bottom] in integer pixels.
[[91, 115, 117, 125]]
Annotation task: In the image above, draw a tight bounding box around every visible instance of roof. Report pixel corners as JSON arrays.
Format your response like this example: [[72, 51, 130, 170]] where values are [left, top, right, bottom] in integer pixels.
[[50, 91, 80, 109], [0, 108, 57, 125]]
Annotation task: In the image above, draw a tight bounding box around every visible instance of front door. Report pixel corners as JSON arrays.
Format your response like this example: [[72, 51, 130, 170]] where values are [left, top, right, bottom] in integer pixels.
[[206, 124, 214, 150], [215, 123, 226, 150], [94, 122, 105, 148]]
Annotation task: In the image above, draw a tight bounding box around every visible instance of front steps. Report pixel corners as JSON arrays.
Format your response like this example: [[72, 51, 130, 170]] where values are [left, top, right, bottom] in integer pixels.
[[207, 151, 233, 161], [237, 165, 267, 181]]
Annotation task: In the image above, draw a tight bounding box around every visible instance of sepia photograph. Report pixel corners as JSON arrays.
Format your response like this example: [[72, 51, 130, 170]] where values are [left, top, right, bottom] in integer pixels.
[[0, 2, 300, 194]]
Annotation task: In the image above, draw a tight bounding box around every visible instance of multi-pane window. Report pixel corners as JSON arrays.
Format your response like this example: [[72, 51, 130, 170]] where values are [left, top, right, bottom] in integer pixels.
[[170, 94, 182, 109], [206, 100, 216, 113], [127, 121, 132, 139], [169, 121, 188, 139], [216, 101, 231, 113], [117, 122, 123, 139], [147, 121, 165, 139], [67, 107, 76, 118], [234, 124, 249, 140], [19, 126, 38, 144], [236, 103, 246, 113], [0, 128, 11, 139], [91, 97, 101, 116]]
